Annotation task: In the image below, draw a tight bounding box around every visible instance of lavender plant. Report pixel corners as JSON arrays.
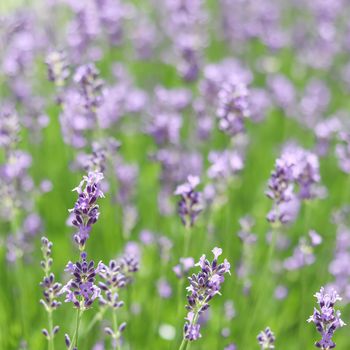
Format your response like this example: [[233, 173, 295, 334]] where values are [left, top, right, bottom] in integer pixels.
[[174, 175, 203, 229], [98, 250, 139, 349], [61, 171, 105, 349], [40, 237, 61, 350], [178, 247, 230, 349]]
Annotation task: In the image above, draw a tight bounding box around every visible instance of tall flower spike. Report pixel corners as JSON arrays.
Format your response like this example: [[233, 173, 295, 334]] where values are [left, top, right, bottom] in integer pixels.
[[217, 80, 250, 137], [266, 155, 295, 224], [174, 175, 203, 228], [257, 327, 275, 349], [308, 287, 345, 349], [39, 237, 62, 342], [45, 51, 69, 87], [181, 247, 230, 343], [98, 248, 139, 348], [70, 171, 105, 250], [74, 63, 103, 111]]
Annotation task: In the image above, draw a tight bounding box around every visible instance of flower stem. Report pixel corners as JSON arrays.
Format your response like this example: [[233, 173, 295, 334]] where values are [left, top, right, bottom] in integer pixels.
[[176, 224, 192, 342], [69, 308, 83, 350], [83, 307, 107, 335], [178, 338, 188, 350], [112, 309, 121, 350], [75, 308, 82, 348], [48, 310, 54, 350]]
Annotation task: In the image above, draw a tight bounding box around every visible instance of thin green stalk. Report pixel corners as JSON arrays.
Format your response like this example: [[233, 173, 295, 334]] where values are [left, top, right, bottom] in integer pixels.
[[112, 310, 121, 350], [82, 307, 107, 335], [75, 308, 82, 348], [178, 338, 188, 350], [245, 220, 280, 342], [68, 308, 83, 350], [47, 310, 54, 350], [176, 224, 192, 343]]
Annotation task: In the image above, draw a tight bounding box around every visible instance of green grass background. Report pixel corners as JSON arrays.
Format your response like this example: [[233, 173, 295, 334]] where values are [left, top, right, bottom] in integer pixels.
[[1, 0, 350, 349]]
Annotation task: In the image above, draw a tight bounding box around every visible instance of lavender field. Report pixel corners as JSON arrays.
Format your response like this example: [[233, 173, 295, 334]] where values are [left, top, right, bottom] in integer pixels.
[[1, 0, 350, 349]]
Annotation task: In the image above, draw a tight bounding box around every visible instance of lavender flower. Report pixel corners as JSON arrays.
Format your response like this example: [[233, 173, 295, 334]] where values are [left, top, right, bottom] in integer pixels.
[[181, 247, 230, 343], [98, 248, 139, 346], [61, 252, 102, 310], [173, 257, 195, 279], [284, 231, 322, 271], [147, 112, 183, 146], [98, 259, 127, 307], [217, 81, 250, 137], [207, 149, 244, 181], [74, 63, 103, 111], [336, 131, 350, 174], [257, 327, 275, 349], [40, 237, 61, 342], [287, 145, 321, 199], [45, 51, 69, 87], [175, 175, 203, 228], [267, 144, 322, 223], [266, 156, 294, 224], [308, 287, 345, 349], [0, 106, 20, 150], [157, 279, 172, 299], [70, 171, 105, 250]]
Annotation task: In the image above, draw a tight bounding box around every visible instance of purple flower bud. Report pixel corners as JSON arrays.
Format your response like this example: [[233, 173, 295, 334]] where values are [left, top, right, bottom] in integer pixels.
[[257, 327, 275, 349], [119, 322, 127, 333], [174, 175, 203, 227], [65, 334, 71, 348], [70, 171, 104, 250]]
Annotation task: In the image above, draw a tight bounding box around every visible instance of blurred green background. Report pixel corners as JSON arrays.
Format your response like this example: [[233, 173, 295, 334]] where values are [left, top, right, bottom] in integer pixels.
[[1, 0, 350, 349]]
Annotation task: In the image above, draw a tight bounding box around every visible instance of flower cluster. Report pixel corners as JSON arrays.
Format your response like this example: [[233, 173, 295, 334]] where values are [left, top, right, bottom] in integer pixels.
[[216, 80, 250, 137], [98, 259, 127, 308], [266, 145, 322, 224], [0, 106, 20, 150], [284, 230, 322, 271], [61, 252, 102, 310], [45, 51, 69, 87], [98, 251, 139, 345], [308, 287, 345, 349], [40, 237, 61, 341], [257, 327, 275, 349], [74, 63, 103, 111], [175, 175, 203, 228], [266, 156, 295, 224], [173, 257, 195, 278], [183, 247, 230, 341], [336, 131, 350, 174], [70, 171, 105, 250]]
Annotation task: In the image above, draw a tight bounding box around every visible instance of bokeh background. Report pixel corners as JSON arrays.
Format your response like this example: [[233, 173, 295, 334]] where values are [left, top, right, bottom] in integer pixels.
[[1, 0, 350, 349]]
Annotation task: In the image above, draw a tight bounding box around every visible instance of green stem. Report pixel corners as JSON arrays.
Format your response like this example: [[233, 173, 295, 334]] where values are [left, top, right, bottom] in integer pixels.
[[176, 224, 192, 342], [178, 338, 188, 350], [69, 308, 83, 350], [183, 223, 191, 258], [75, 308, 81, 348], [83, 307, 107, 335], [245, 221, 279, 342], [112, 309, 121, 350], [48, 310, 54, 350]]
